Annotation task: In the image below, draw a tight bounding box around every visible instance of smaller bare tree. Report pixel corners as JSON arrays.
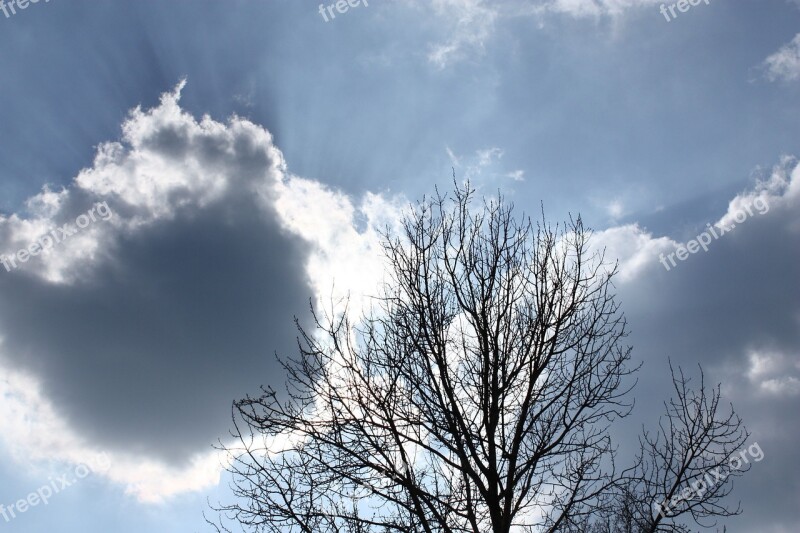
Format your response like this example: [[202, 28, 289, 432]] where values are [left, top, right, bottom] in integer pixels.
[[593, 363, 749, 533]]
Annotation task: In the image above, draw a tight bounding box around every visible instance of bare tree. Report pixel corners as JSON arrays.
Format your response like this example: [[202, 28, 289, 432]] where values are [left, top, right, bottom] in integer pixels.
[[594, 363, 749, 533], [211, 183, 750, 533]]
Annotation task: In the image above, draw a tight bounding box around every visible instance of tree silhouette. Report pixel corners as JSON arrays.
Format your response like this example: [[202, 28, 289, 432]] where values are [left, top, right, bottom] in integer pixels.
[[592, 364, 749, 533], [211, 183, 750, 533]]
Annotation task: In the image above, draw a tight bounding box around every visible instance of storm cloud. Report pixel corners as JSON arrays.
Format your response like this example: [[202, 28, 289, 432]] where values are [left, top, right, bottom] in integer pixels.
[[0, 83, 315, 465]]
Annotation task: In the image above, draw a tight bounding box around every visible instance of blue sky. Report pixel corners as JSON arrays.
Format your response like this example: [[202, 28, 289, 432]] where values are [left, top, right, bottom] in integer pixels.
[[0, 1, 799, 531]]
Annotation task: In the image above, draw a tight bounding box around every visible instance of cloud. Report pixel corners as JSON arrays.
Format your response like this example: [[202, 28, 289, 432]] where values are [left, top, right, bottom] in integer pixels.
[[0, 82, 399, 502], [447, 146, 525, 182], [746, 350, 800, 396], [592, 222, 673, 282], [532, 0, 661, 18], [763, 33, 800, 82], [420, 0, 661, 69], [272, 175, 404, 319], [426, 0, 499, 69], [506, 169, 526, 181], [0, 366, 224, 503], [606, 199, 624, 219], [419, 0, 669, 71], [595, 156, 800, 283]]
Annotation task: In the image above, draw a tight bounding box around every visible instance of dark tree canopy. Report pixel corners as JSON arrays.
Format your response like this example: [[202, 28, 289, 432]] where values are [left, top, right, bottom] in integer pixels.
[[211, 183, 751, 533]]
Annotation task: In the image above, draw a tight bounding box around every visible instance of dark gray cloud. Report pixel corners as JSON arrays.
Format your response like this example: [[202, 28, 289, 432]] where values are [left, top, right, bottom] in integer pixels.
[[0, 86, 316, 466], [0, 192, 313, 465]]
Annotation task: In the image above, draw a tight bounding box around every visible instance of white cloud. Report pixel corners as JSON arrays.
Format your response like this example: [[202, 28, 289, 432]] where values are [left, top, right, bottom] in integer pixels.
[[426, 0, 498, 69], [592, 223, 674, 282], [747, 350, 800, 397], [763, 34, 800, 82], [533, 0, 661, 18], [761, 376, 800, 396], [446, 145, 461, 167], [593, 156, 800, 283], [0, 80, 287, 285], [606, 199, 624, 219], [447, 146, 524, 182], [476, 147, 504, 167], [273, 176, 404, 318], [506, 169, 526, 181], [420, 0, 661, 69]]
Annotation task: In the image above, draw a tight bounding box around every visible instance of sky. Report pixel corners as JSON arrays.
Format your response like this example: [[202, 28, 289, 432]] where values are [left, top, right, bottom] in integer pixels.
[[0, 0, 798, 531]]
